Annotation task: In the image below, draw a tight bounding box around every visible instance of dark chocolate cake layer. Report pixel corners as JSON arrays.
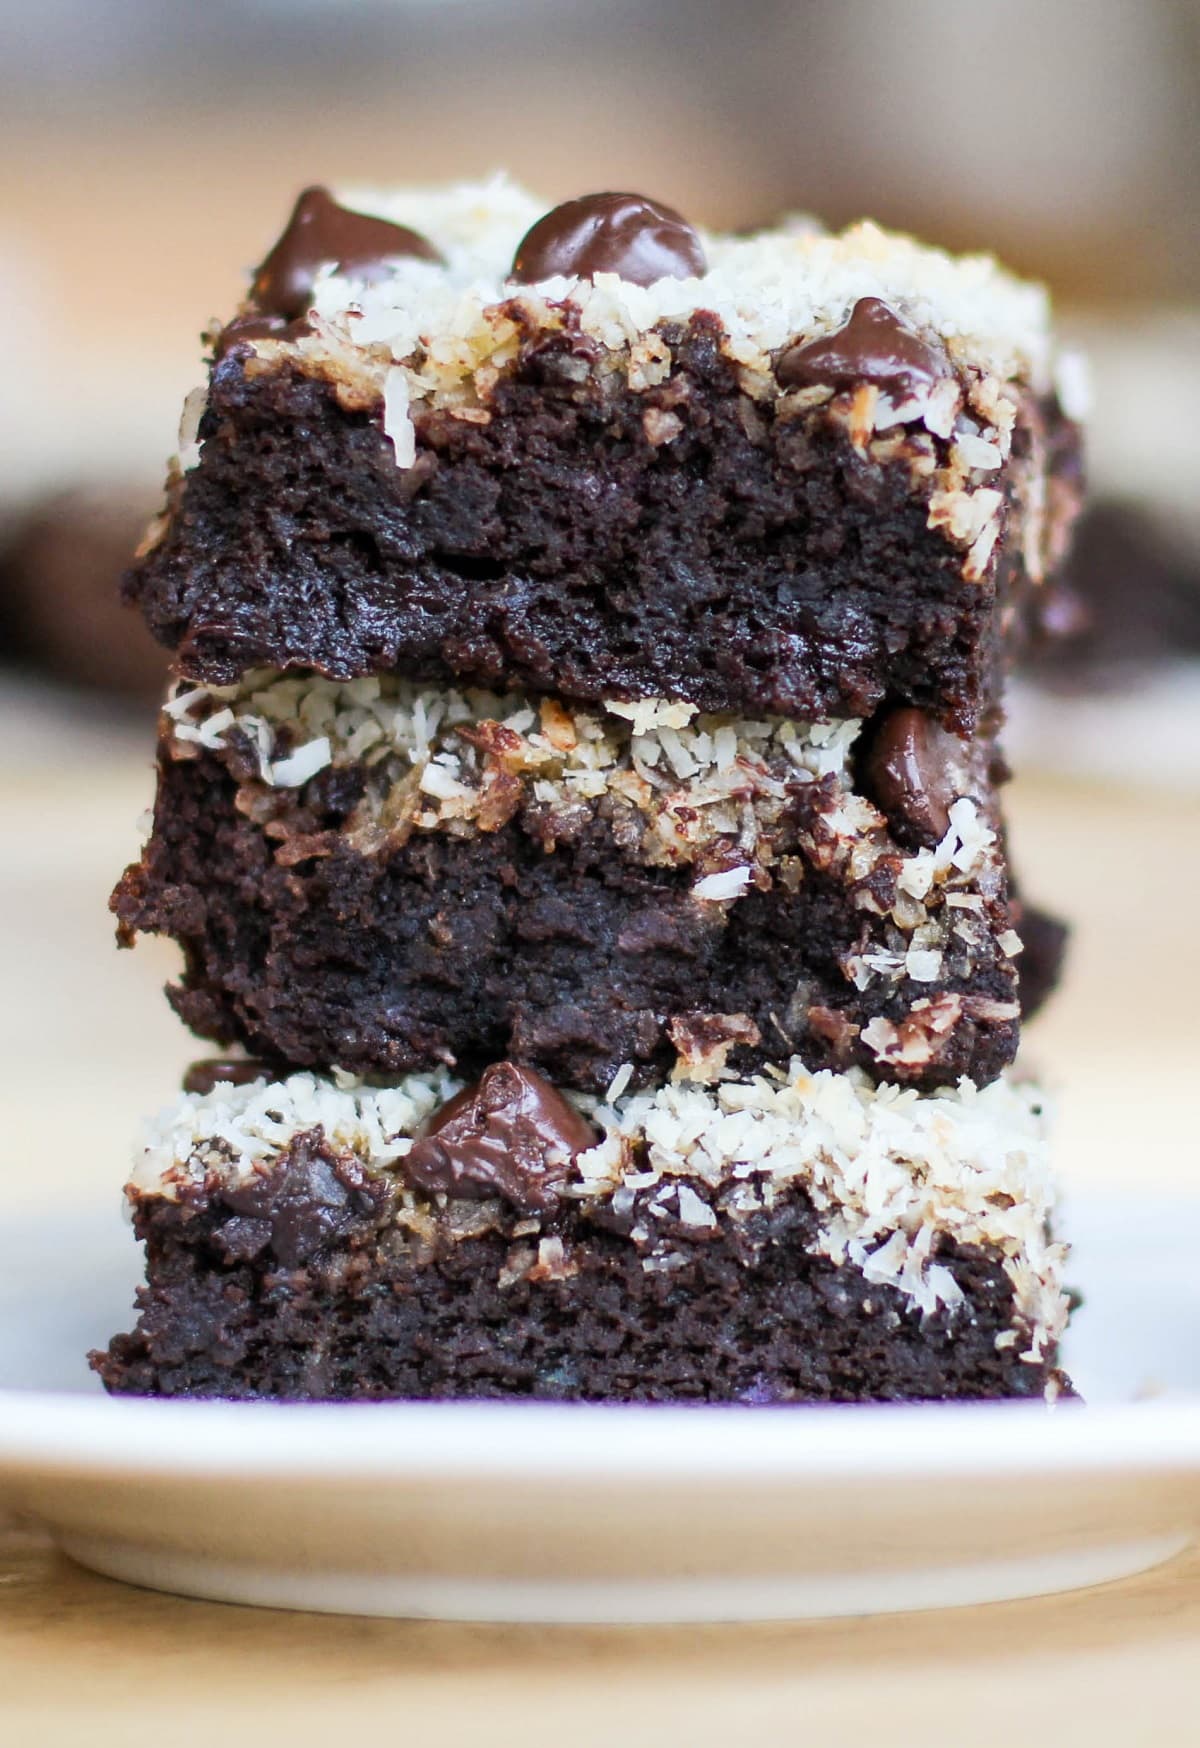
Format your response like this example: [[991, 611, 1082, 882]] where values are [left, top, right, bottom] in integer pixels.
[[94, 1179, 1053, 1404], [92, 1064, 1069, 1403], [113, 680, 1029, 1093], [126, 182, 1084, 731], [129, 326, 1078, 734]]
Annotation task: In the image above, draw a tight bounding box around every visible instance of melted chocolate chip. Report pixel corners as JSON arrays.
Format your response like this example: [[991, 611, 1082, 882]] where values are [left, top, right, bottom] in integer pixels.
[[252, 186, 441, 321], [775, 297, 949, 400], [860, 706, 972, 845], [183, 1057, 276, 1097], [404, 1063, 597, 1213], [220, 1134, 385, 1269], [214, 312, 313, 359], [510, 192, 706, 288]]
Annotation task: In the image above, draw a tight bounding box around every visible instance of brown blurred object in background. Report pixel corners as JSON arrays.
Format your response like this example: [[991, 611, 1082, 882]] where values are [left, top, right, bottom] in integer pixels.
[[0, 488, 166, 703], [1029, 501, 1200, 691]]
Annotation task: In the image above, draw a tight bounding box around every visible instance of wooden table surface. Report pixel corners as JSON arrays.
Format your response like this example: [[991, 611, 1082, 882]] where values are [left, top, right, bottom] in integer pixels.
[[2, 708, 1199, 1742], [3, 1520, 1199, 1745]]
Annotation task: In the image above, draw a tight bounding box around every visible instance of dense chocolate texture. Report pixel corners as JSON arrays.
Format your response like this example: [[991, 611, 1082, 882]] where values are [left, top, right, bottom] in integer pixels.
[[93, 1152, 1063, 1403], [1012, 900, 1069, 1019], [112, 727, 1027, 1094], [126, 321, 1079, 732]]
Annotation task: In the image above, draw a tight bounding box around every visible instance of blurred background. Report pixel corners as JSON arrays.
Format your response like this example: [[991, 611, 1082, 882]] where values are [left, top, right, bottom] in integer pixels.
[[1, 0, 1198, 1223], [4, 0, 1200, 716]]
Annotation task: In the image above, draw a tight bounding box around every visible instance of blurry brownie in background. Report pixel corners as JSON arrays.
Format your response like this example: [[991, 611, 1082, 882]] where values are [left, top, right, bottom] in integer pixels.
[[1027, 499, 1200, 690], [0, 486, 166, 702]]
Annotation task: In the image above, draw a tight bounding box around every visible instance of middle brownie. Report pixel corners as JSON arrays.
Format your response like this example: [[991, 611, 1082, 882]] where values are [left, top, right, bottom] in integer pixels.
[[114, 673, 1027, 1094]]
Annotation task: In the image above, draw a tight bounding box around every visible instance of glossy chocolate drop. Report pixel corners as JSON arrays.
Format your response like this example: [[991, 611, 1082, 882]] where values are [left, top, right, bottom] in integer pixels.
[[861, 706, 972, 845], [511, 192, 706, 288], [213, 312, 313, 359], [404, 1063, 597, 1213], [251, 186, 441, 320], [220, 1134, 383, 1269], [183, 1057, 277, 1097], [776, 297, 948, 399]]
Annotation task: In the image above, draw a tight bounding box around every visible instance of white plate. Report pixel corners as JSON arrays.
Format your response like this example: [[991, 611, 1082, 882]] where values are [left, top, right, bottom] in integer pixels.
[[2, 1190, 1199, 1622]]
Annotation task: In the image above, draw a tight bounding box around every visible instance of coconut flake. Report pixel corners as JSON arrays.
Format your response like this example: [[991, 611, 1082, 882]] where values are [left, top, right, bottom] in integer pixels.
[[383, 366, 416, 467], [693, 866, 753, 901], [675, 1183, 718, 1230], [269, 736, 332, 787], [176, 385, 208, 471], [605, 698, 698, 735]]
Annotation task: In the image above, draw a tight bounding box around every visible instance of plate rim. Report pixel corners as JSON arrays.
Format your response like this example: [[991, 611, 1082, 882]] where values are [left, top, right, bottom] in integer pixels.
[[4, 1390, 1200, 1486]]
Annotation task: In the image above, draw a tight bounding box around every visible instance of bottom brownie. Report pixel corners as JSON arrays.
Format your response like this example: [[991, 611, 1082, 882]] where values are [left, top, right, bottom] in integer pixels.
[[98, 1191, 1054, 1403], [93, 1060, 1071, 1403]]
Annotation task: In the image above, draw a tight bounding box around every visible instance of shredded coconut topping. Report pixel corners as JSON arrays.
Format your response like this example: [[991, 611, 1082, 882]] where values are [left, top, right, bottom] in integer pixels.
[[570, 1063, 1064, 1363], [129, 1069, 457, 1199], [160, 179, 1076, 589], [129, 1059, 1066, 1367], [162, 673, 1003, 1024], [156, 180, 1081, 598], [294, 175, 1056, 394], [165, 672, 859, 879]]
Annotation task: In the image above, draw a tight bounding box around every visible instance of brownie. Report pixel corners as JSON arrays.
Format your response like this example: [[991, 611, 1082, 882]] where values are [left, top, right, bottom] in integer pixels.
[[113, 678, 1029, 1093], [94, 183, 1084, 1411], [94, 1180, 1056, 1403], [126, 183, 1084, 734], [92, 1063, 1071, 1403]]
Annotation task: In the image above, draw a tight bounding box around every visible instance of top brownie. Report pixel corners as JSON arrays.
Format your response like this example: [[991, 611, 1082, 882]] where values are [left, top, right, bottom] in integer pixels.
[[128, 181, 1085, 731]]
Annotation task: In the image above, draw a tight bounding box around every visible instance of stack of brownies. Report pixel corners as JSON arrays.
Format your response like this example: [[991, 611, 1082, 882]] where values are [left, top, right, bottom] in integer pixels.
[[94, 180, 1085, 1402]]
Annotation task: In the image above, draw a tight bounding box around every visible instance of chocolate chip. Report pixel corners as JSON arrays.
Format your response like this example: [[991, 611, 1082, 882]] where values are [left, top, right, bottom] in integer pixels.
[[221, 1134, 384, 1268], [213, 312, 313, 359], [510, 192, 706, 288], [183, 1057, 276, 1097], [251, 186, 442, 321], [404, 1063, 597, 1213], [860, 706, 972, 845], [776, 297, 949, 400]]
